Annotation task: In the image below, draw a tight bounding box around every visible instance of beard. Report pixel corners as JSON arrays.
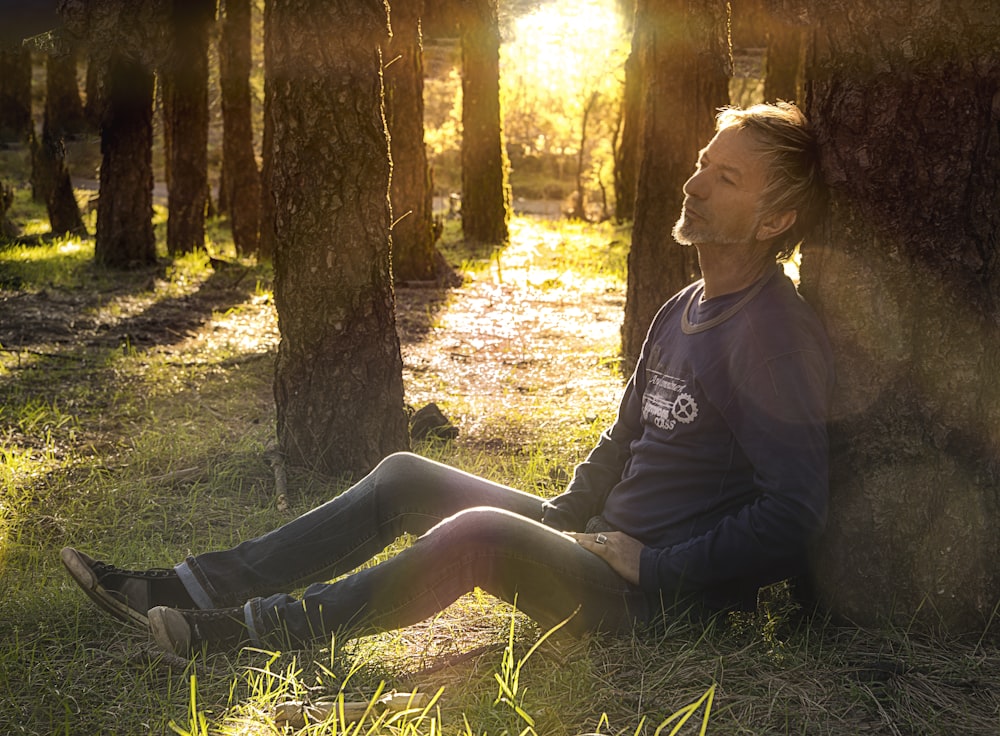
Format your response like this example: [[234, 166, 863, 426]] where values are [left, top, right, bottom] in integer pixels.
[[672, 205, 758, 247]]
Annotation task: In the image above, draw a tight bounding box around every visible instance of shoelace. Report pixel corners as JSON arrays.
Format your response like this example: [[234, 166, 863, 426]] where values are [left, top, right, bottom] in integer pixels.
[[93, 561, 176, 580]]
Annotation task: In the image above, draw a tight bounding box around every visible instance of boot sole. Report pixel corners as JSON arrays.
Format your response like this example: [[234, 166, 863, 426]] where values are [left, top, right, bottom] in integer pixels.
[[60, 547, 149, 627]]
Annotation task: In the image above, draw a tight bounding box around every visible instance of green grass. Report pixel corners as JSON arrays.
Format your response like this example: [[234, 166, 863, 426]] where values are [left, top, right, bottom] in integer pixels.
[[0, 217, 997, 734]]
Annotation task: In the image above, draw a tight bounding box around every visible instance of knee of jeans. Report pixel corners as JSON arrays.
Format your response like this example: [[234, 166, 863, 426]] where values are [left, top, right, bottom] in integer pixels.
[[372, 451, 430, 483], [431, 506, 525, 547]]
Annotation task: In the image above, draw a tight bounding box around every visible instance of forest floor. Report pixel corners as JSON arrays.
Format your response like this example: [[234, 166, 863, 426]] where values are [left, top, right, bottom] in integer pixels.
[[1, 216, 998, 735]]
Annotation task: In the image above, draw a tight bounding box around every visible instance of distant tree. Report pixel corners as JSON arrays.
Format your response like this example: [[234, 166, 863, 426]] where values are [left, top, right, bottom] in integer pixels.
[[0, 47, 32, 142], [1, 180, 18, 238], [59, 0, 171, 268], [94, 52, 156, 268], [620, 0, 730, 375], [220, 0, 261, 257], [802, 0, 1000, 634], [258, 0, 276, 263], [458, 0, 510, 246], [384, 0, 437, 282], [269, 0, 408, 476], [761, 1, 803, 103], [45, 46, 87, 138], [30, 126, 86, 236], [162, 0, 213, 256], [615, 25, 640, 222]]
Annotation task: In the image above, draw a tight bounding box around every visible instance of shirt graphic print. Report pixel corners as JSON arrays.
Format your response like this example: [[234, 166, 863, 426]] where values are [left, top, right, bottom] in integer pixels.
[[642, 368, 699, 432]]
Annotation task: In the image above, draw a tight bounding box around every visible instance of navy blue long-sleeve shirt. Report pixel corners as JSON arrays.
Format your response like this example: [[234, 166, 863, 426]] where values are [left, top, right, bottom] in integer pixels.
[[543, 266, 834, 609]]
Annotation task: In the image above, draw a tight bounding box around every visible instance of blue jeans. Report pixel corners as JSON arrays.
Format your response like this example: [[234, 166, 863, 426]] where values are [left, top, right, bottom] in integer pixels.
[[175, 453, 651, 647]]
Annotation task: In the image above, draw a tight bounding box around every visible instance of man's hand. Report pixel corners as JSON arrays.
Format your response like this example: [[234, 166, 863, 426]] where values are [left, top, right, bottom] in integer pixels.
[[568, 531, 644, 586]]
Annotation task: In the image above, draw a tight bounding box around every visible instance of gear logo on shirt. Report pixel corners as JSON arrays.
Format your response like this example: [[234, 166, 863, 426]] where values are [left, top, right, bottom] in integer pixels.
[[643, 371, 699, 431], [672, 392, 698, 423]]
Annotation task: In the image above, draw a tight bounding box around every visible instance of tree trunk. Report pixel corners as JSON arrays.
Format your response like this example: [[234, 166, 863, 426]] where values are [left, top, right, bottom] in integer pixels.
[[258, 0, 276, 263], [220, 0, 261, 257], [614, 32, 641, 223], [0, 47, 33, 143], [384, 0, 437, 282], [94, 52, 156, 268], [162, 0, 213, 257], [45, 47, 87, 139], [762, 1, 803, 103], [458, 0, 510, 246], [802, 0, 1000, 634], [31, 128, 86, 236], [620, 0, 731, 375], [270, 0, 409, 477]]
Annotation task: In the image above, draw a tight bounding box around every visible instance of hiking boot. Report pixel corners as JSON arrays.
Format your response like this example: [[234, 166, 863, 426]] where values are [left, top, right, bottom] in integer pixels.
[[148, 605, 250, 656], [60, 547, 195, 627]]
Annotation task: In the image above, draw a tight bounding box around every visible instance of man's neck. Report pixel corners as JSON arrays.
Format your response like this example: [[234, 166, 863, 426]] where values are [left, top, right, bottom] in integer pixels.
[[695, 243, 775, 300]]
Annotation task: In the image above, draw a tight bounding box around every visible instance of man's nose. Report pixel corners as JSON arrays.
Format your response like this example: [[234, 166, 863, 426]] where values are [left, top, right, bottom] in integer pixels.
[[683, 168, 708, 199]]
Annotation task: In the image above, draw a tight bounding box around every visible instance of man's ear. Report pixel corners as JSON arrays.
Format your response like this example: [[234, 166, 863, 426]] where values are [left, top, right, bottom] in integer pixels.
[[755, 210, 797, 241]]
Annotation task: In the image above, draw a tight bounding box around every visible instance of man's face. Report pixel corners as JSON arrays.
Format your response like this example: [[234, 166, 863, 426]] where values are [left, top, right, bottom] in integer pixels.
[[672, 126, 769, 248]]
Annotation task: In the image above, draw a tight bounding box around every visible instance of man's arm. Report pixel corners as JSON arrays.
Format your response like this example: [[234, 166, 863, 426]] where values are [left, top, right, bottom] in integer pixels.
[[542, 375, 645, 531]]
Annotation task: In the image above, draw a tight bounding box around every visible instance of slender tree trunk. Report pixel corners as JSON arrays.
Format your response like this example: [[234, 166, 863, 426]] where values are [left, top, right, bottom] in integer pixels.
[[258, 0, 276, 263], [0, 47, 33, 142], [270, 0, 408, 477], [31, 128, 86, 236], [220, 0, 261, 257], [385, 0, 437, 282], [620, 0, 731, 375], [802, 0, 1000, 634], [762, 1, 803, 103], [94, 52, 156, 268], [614, 30, 641, 223], [45, 47, 87, 139], [162, 0, 213, 256], [458, 0, 510, 246]]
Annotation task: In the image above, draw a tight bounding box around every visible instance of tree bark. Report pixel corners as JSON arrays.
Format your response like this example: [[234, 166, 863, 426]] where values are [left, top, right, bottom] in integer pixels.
[[270, 0, 408, 477], [0, 47, 33, 143], [620, 0, 731, 376], [220, 0, 261, 257], [614, 30, 641, 223], [762, 0, 804, 103], [384, 0, 437, 282], [94, 52, 156, 268], [802, 0, 1000, 633], [45, 46, 88, 139], [258, 0, 276, 263], [458, 0, 510, 246], [162, 0, 213, 256], [31, 127, 86, 236]]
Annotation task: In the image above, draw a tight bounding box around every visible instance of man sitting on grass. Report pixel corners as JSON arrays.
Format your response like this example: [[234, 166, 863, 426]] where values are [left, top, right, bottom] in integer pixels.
[[63, 102, 833, 657]]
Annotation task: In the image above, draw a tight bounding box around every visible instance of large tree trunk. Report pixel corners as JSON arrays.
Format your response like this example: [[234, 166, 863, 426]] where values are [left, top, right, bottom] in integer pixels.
[[94, 52, 156, 268], [0, 47, 33, 143], [620, 0, 731, 375], [802, 0, 1000, 634], [162, 0, 213, 256], [220, 0, 261, 257], [384, 0, 437, 282], [458, 0, 510, 246], [270, 0, 409, 477]]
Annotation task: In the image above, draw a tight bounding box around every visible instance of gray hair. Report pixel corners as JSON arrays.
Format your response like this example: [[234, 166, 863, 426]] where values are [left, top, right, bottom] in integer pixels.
[[716, 102, 825, 261]]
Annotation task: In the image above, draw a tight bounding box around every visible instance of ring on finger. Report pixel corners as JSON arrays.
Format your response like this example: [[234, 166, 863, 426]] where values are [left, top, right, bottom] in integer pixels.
[[595, 533, 608, 545]]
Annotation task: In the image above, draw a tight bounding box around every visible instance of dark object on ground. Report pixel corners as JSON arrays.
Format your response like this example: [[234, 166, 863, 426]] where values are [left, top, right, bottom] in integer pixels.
[[410, 402, 459, 441]]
